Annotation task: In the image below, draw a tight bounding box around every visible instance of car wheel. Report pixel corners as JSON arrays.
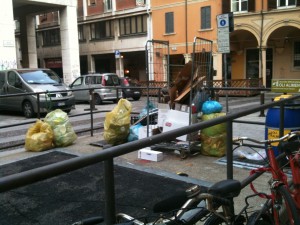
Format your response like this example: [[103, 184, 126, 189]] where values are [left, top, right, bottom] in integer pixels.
[[132, 96, 140, 101], [64, 109, 71, 114], [23, 101, 35, 118], [122, 91, 127, 99], [94, 94, 102, 105]]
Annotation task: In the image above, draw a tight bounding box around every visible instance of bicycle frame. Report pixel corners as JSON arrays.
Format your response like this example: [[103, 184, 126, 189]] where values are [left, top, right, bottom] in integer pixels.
[[239, 132, 300, 225]]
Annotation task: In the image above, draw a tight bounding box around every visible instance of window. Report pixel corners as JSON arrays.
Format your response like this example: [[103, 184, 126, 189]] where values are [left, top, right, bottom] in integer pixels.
[[42, 29, 60, 46], [119, 15, 147, 36], [294, 41, 300, 67], [104, 0, 112, 12], [90, 21, 114, 40], [0, 72, 4, 88], [78, 25, 85, 41], [165, 12, 174, 34], [278, 0, 296, 7], [88, 0, 96, 6], [231, 0, 248, 12], [201, 6, 211, 29]]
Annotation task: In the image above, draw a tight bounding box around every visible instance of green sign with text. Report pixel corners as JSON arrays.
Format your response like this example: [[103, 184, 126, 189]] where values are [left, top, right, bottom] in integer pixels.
[[271, 79, 300, 93]]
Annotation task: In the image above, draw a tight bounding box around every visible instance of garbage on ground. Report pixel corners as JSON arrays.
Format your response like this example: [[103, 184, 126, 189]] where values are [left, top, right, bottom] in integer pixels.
[[233, 148, 266, 161], [44, 109, 77, 147], [104, 98, 132, 145], [25, 119, 54, 152], [201, 100, 222, 115], [138, 147, 163, 162], [200, 132, 226, 157], [162, 109, 189, 141], [201, 113, 226, 136], [200, 103, 226, 157]]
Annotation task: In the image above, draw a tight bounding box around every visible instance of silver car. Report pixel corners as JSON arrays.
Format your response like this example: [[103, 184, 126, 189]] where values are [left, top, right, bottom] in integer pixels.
[[69, 73, 122, 104], [0, 68, 75, 118]]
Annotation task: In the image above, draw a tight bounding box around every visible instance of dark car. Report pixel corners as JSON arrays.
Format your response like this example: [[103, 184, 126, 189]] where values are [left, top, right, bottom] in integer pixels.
[[119, 77, 142, 101]]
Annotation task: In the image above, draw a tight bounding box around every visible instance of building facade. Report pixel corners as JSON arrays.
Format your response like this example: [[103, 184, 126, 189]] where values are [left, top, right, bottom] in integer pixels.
[[151, 0, 300, 88], [36, 0, 150, 82], [228, 0, 300, 88], [2, 0, 300, 87]]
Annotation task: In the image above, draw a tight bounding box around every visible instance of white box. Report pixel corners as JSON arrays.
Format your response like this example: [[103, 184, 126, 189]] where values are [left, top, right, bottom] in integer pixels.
[[138, 125, 158, 139], [162, 110, 189, 141], [138, 148, 163, 162]]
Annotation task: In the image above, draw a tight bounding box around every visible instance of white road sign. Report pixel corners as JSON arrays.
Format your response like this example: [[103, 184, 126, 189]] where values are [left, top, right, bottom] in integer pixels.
[[217, 14, 230, 53]]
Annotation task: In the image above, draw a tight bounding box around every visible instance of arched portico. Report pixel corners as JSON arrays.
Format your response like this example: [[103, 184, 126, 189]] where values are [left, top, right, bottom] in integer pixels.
[[0, 0, 80, 84]]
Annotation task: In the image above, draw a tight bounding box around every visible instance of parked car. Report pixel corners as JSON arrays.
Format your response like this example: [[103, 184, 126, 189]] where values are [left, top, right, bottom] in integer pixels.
[[69, 73, 122, 104], [0, 68, 75, 118], [119, 77, 142, 101]]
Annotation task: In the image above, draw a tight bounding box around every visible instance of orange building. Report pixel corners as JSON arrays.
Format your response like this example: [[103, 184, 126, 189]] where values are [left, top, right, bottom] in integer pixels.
[[151, 0, 300, 89], [151, 0, 225, 82]]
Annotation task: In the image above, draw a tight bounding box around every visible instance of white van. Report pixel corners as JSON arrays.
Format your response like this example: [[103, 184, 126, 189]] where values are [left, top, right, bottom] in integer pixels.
[[0, 68, 75, 118]]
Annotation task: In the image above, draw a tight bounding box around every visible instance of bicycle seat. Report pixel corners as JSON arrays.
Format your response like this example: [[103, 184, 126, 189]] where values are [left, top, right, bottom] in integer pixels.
[[208, 179, 241, 198]]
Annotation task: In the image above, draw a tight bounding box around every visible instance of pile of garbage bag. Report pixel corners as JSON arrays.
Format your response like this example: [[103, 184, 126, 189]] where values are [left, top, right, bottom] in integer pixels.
[[104, 99, 132, 145], [25, 109, 77, 152], [200, 100, 227, 157]]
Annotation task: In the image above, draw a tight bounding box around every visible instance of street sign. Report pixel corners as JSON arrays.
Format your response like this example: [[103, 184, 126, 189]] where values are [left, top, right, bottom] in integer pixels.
[[115, 50, 120, 59], [217, 14, 230, 53], [271, 79, 300, 93]]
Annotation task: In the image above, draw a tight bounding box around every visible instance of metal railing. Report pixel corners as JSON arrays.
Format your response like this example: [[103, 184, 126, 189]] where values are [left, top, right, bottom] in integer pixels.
[[1, 87, 298, 224]]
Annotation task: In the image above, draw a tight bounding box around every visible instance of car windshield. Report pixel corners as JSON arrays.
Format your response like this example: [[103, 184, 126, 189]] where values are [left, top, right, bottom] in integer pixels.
[[20, 70, 61, 84]]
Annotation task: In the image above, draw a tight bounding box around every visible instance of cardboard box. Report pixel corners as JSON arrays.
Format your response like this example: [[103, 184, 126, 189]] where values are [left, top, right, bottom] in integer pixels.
[[138, 148, 163, 162], [162, 110, 189, 141], [138, 125, 158, 139]]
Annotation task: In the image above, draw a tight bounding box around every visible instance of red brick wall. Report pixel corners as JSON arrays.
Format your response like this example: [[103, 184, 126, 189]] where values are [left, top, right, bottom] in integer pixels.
[[116, 0, 136, 10], [77, 0, 84, 17], [87, 0, 104, 15]]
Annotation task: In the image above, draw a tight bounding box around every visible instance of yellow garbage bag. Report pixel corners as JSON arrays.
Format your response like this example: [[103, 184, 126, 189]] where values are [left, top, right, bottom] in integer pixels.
[[104, 99, 132, 145], [25, 120, 54, 152], [200, 132, 226, 157], [44, 109, 77, 147]]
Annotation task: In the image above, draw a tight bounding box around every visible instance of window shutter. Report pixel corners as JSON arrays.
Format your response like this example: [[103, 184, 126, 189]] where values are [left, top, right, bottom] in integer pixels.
[[165, 12, 174, 33], [201, 7, 211, 29], [248, 0, 255, 12], [222, 0, 230, 13], [268, 0, 277, 10]]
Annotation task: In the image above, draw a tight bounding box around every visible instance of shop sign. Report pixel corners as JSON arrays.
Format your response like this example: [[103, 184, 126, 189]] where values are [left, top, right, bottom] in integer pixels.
[[271, 79, 300, 93]]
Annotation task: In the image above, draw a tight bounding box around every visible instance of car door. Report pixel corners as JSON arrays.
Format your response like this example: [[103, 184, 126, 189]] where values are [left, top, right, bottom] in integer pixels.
[[0, 72, 6, 109], [6, 71, 24, 110], [69, 77, 86, 101]]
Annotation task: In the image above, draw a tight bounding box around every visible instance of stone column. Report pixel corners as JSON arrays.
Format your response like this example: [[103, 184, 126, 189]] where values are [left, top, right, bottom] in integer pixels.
[[0, 0, 17, 69], [60, 5, 80, 84], [260, 47, 267, 87], [26, 15, 38, 68], [87, 54, 95, 73]]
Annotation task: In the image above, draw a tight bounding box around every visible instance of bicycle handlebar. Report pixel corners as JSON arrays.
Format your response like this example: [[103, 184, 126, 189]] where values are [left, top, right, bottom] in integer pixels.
[[233, 130, 300, 145]]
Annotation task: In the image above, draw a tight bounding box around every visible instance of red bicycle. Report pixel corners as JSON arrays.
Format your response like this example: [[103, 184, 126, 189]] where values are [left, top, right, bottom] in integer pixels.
[[234, 131, 300, 225]]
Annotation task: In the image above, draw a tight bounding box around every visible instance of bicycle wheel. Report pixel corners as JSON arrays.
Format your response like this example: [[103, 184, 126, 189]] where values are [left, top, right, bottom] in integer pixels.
[[272, 185, 300, 225], [247, 211, 273, 225]]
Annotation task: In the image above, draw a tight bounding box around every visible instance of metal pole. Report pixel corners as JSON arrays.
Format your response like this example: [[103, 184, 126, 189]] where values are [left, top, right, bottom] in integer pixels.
[[224, 54, 229, 113], [104, 159, 116, 225], [89, 89, 94, 137], [259, 92, 265, 117], [279, 103, 284, 137], [226, 120, 233, 179]]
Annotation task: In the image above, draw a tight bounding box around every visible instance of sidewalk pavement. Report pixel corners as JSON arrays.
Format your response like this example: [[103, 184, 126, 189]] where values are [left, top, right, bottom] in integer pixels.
[[0, 111, 271, 221]]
